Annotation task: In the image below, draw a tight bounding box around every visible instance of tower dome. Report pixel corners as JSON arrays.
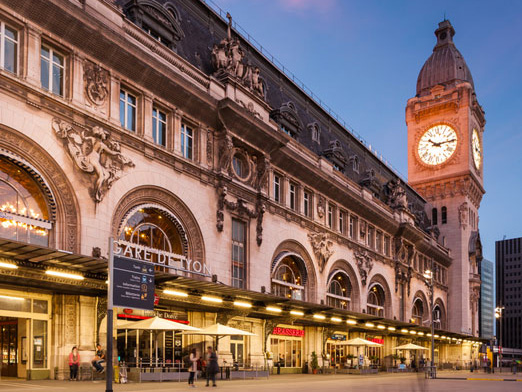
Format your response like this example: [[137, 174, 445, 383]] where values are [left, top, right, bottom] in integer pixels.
[[416, 20, 474, 97]]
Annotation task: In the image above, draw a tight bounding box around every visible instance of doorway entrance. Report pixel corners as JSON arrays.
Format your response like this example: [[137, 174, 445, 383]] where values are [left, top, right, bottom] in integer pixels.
[[230, 336, 244, 367], [1, 317, 18, 377]]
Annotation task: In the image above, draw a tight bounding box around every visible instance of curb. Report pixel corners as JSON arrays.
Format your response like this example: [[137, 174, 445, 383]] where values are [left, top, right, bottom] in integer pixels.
[[436, 377, 522, 382]]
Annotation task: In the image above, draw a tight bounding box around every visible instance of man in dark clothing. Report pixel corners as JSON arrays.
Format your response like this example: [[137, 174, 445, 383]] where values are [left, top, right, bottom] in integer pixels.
[[205, 346, 218, 387], [92, 344, 105, 373]]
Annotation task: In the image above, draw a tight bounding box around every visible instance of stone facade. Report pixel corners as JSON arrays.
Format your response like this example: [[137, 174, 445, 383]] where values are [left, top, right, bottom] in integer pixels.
[[0, 0, 482, 379]]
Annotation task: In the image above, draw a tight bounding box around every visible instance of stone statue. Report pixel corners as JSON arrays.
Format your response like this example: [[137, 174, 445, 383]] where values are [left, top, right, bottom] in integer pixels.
[[317, 195, 325, 218], [308, 232, 334, 273], [53, 119, 134, 202], [255, 155, 271, 191], [387, 178, 408, 209], [218, 133, 234, 174]]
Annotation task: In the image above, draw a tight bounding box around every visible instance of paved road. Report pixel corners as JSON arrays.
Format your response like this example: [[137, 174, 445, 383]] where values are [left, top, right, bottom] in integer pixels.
[[0, 373, 521, 392]]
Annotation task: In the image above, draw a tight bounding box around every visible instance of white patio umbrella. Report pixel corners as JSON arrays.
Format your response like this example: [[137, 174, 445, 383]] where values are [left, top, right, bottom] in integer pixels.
[[393, 343, 429, 351], [335, 337, 383, 368], [185, 323, 255, 351], [118, 316, 201, 366]]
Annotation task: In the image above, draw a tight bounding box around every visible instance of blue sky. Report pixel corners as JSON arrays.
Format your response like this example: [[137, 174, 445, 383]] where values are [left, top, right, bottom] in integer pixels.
[[211, 0, 522, 262]]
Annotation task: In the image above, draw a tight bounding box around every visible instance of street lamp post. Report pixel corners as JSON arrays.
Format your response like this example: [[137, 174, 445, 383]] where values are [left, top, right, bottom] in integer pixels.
[[495, 306, 504, 370], [424, 263, 437, 379]]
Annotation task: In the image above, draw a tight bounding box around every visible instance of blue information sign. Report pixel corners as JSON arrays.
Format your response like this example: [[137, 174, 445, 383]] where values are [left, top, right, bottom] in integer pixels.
[[113, 255, 155, 310]]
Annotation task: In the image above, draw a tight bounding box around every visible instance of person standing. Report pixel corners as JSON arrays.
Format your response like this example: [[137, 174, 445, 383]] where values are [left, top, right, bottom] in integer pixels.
[[188, 348, 198, 387], [68, 346, 80, 381], [205, 346, 218, 387]]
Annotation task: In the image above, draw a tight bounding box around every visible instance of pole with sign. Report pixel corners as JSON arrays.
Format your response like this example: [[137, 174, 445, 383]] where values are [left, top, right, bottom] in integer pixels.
[[106, 237, 114, 392]]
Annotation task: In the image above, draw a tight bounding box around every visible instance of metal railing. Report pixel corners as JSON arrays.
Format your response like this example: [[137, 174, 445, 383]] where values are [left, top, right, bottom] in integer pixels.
[[199, 0, 407, 180]]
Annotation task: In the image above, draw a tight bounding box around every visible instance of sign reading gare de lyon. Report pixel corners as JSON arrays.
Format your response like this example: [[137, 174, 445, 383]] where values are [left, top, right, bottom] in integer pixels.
[[112, 239, 212, 277]]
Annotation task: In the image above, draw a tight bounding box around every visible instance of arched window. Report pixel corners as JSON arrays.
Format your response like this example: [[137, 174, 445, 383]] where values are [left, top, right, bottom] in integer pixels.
[[367, 284, 385, 317], [327, 271, 352, 310], [119, 206, 185, 261], [441, 206, 447, 224], [0, 157, 51, 246], [412, 298, 424, 325], [271, 255, 305, 301], [431, 208, 438, 225]]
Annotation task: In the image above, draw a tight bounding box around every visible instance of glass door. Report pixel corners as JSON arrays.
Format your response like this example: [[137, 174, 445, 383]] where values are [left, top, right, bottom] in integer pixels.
[[1, 318, 17, 377]]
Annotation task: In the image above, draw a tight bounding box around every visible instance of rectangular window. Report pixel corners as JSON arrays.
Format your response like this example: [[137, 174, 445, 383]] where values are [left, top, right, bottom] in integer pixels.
[[273, 174, 281, 203], [338, 210, 345, 234], [152, 107, 167, 146], [119, 89, 136, 131], [368, 226, 375, 249], [328, 204, 334, 229], [303, 191, 310, 217], [359, 220, 366, 243], [231, 219, 246, 289], [0, 22, 17, 74], [376, 231, 383, 253], [180, 123, 193, 160], [349, 215, 354, 238], [41, 45, 64, 96], [289, 183, 296, 210]]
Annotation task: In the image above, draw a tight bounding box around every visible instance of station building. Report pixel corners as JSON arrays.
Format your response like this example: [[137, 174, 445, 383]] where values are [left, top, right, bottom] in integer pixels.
[[0, 0, 485, 379]]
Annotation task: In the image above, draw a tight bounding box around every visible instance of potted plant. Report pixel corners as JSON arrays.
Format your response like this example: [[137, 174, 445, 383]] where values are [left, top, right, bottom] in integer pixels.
[[400, 356, 406, 364], [392, 354, 400, 367], [310, 351, 319, 374]]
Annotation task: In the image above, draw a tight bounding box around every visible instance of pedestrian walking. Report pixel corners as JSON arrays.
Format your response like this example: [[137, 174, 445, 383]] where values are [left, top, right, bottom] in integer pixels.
[[68, 346, 80, 381], [188, 348, 198, 387], [205, 346, 219, 387]]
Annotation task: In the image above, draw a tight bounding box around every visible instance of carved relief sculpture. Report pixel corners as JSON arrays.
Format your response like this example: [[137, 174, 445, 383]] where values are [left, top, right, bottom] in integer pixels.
[[83, 61, 109, 106], [354, 250, 374, 286], [53, 119, 135, 203], [255, 155, 271, 192], [458, 202, 468, 229], [308, 232, 334, 273], [255, 197, 266, 246], [211, 13, 265, 99], [386, 178, 409, 210], [216, 185, 227, 232], [218, 133, 234, 175]]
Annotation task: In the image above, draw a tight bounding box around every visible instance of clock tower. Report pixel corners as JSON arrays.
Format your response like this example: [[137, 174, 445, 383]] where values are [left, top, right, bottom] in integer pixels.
[[406, 20, 485, 336]]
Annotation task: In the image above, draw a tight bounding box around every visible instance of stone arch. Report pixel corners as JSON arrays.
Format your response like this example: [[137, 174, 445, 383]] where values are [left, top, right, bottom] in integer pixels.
[[326, 259, 361, 312], [434, 297, 447, 330], [367, 273, 393, 319], [0, 125, 80, 252], [412, 290, 429, 325], [111, 186, 205, 263], [270, 240, 317, 303]]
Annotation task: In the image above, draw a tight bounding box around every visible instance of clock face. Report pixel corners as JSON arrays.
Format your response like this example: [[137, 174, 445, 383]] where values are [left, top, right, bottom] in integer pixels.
[[417, 125, 458, 166], [472, 129, 481, 169]]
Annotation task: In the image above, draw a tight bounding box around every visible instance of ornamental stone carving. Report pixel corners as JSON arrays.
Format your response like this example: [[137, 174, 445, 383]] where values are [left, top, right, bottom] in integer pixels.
[[354, 250, 373, 286], [218, 132, 234, 175], [386, 178, 408, 210], [211, 13, 264, 99], [254, 155, 270, 192], [83, 61, 108, 106], [459, 202, 468, 229], [317, 195, 326, 218], [52, 119, 135, 203], [308, 232, 334, 273]]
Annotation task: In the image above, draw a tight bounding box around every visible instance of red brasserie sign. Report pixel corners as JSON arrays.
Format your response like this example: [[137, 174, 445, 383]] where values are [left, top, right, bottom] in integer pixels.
[[371, 338, 384, 345], [272, 327, 305, 337]]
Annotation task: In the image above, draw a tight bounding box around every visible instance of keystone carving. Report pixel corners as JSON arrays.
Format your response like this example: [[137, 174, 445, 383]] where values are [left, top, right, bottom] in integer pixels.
[[211, 13, 264, 98], [83, 61, 109, 106], [308, 232, 334, 273], [354, 250, 373, 286], [52, 119, 135, 203]]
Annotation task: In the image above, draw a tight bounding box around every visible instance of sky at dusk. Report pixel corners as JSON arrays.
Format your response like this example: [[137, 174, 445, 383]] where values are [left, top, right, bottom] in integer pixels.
[[210, 0, 522, 262]]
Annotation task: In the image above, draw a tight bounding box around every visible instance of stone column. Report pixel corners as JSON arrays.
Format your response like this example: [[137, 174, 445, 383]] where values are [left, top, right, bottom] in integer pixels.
[[142, 95, 153, 142], [25, 25, 41, 87], [108, 75, 120, 126]]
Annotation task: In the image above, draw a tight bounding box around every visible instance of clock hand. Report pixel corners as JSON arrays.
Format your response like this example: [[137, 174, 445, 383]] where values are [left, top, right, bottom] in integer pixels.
[[439, 139, 456, 145], [428, 139, 441, 147]]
